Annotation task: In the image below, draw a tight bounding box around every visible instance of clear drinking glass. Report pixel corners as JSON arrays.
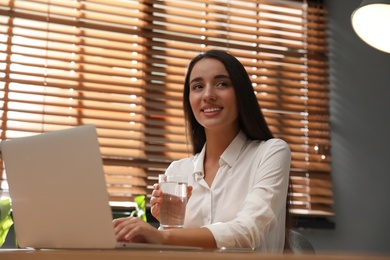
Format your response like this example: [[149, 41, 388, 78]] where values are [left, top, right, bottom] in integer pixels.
[[158, 174, 188, 229]]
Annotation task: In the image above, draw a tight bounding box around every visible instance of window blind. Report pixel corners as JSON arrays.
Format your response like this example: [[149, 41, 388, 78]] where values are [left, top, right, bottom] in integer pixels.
[[0, 0, 332, 217]]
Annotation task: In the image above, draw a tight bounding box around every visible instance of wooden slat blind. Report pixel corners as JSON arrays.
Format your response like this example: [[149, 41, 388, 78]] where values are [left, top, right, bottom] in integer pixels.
[[0, 0, 332, 217]]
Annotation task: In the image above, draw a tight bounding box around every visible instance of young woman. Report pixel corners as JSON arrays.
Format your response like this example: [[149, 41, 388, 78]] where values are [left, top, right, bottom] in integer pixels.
[[113, 49, 291, 252]]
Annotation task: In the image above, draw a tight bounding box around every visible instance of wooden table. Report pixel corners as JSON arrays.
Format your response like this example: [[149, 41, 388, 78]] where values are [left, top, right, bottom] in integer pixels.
[[1, 249, 390, 260]]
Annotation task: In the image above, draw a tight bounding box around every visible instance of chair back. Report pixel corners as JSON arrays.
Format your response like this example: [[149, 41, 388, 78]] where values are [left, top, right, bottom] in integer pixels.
[[288, 230, 315, 254]]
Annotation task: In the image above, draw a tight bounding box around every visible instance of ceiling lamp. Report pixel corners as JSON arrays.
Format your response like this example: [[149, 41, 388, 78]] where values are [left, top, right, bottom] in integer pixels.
[[351, 0, 390, 53]]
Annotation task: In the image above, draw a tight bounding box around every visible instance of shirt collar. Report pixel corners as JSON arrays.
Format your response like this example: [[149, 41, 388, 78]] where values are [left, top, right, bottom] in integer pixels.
[[192, 130, 247, 178], [220, 130, 247, 168]]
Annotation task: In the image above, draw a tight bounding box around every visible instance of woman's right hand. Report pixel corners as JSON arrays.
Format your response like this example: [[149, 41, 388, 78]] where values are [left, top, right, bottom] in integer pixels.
[[150, 183, 163, 222], [150, 183, 193, 222]]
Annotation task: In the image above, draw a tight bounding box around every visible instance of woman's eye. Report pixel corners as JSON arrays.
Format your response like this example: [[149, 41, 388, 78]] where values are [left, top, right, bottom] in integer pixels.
[[191, 84, 203, 90], [216, 81, 228, 87]]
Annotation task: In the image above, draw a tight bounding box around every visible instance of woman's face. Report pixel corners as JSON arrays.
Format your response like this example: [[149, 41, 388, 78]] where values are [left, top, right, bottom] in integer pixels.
[[188, 58, 239, 133]]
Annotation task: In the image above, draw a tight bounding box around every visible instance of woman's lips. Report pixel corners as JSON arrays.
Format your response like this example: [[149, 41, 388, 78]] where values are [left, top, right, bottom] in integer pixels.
[[202, 107, 222, 113]]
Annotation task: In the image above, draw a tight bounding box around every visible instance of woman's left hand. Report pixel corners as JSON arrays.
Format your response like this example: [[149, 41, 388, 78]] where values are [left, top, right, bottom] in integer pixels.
[[113, 217, 165, 244]]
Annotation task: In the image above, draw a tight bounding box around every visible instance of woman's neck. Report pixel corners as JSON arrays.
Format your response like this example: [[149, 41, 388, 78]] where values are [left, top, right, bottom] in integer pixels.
[[202, 128, 239, 187], [204, 128, 239, 162]]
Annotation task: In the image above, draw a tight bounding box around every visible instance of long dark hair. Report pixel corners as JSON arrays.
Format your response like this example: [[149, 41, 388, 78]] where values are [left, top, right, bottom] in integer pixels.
[[183, 49, 273, 154], [183, 49, 292, 251]]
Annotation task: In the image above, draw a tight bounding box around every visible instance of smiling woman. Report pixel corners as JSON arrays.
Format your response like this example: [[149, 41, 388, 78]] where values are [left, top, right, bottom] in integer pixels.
[[114, 49, 292, 251], [0, 0, 332, 224]]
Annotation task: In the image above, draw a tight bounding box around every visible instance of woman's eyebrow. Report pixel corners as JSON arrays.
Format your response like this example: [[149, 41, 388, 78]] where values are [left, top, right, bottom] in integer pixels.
[[214, 74, 230, 80], [190, 77, 202, 84], [190, 74, 230, 84]]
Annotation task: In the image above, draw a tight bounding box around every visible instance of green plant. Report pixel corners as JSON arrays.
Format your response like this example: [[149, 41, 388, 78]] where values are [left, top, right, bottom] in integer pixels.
[[130, 195, 147, 222], [0, 198, 13, 247]]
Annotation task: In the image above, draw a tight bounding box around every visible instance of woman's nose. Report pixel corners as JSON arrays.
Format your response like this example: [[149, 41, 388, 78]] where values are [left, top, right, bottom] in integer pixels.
[[203, 85, 217, 101]]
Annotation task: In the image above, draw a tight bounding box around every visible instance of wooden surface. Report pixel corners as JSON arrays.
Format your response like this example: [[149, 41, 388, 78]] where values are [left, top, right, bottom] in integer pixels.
[[0, 249, 389, 260]]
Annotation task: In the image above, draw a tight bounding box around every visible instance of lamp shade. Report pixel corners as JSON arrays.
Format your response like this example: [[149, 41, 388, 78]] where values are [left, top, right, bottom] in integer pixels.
[[351, 0, 390, 53]]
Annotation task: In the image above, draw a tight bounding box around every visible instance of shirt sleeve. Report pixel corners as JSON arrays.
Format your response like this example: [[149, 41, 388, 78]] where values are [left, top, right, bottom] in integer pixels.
[[204, 139, 291, 252]]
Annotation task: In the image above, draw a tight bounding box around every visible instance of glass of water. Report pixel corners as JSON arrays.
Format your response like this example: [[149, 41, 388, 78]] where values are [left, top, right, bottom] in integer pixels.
[[158, 174, 188, 229]]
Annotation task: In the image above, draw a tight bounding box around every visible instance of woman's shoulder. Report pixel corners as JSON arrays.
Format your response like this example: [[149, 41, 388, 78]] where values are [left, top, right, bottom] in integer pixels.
[[166, 153, 198, 172], [249, 137, 290, 150], [265, 138, 289, 147], [169, 156, 194, 166], [244, 138, 291, 170], [245, 138, 291, 161]]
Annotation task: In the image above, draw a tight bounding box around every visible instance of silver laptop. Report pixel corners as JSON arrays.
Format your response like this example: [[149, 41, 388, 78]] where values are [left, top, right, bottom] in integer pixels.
[[0, 124, 199, 250]]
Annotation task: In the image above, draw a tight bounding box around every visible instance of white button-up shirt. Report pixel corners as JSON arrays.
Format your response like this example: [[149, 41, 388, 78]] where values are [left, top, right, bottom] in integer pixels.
[[164, 131, 291, 252]]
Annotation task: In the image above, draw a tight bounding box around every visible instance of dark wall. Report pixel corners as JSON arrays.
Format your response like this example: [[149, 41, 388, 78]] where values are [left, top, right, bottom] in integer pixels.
[[300, 0, 390, 255]]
